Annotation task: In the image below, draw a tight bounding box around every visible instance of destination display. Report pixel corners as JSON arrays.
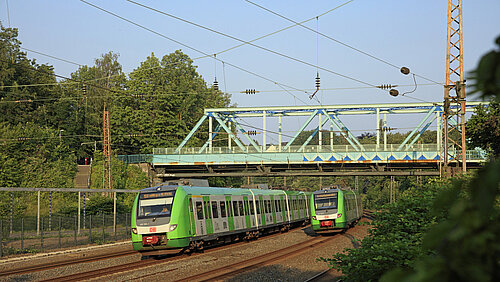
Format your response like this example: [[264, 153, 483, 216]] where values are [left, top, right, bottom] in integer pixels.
[[140, 191, 174, 199], [315, 192, 338, 199]]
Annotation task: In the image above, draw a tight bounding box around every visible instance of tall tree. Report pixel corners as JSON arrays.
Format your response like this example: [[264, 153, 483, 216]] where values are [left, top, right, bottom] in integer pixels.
[[112, 50, 230, 154]]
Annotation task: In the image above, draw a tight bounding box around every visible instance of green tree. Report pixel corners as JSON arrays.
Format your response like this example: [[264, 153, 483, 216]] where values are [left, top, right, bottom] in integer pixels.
[[112, 51, 230, 154], [466, 101, 500, 158]]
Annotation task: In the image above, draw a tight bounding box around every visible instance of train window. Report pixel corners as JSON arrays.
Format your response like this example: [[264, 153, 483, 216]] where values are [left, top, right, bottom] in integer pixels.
[[249, 201, 255, 215], [244, 201, 249, 216], [212, 201, 219, 219], [314, 192, 338, 210], [267, 200, 272, 213], [239, 201, 244, 216], [220, 201, 226, 218], [227, 201, 233, 217], [196, 202, 204, 220], [189, 198, 193, 213], [233, 201, 239, 216], [255, 200, 260, 214]]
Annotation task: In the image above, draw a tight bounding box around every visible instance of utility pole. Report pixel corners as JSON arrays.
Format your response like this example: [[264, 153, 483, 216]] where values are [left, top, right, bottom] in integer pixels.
[[103, 105, 113, 195], [442, 0, 466, 176]]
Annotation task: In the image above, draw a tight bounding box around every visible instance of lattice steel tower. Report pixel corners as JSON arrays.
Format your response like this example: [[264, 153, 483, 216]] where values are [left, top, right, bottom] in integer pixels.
[[103, 106, 113, 191], [442, 0, 466, 176]]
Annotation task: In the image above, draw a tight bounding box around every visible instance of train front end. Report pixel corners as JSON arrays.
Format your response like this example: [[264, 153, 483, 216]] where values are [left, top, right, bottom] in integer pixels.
[[131, 185, 190, 254], [310, 189, 346, 232]]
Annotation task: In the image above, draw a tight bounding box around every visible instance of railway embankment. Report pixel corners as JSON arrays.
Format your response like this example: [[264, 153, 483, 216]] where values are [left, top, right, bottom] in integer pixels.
[[0, 215, 371, 281]]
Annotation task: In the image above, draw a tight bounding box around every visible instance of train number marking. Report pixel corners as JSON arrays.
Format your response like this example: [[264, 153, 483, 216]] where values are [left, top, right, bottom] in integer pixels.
[[149, 227, 157, 232]]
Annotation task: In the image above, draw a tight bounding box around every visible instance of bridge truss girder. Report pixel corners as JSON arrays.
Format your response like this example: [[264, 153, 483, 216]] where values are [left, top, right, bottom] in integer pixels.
[[174, 102, 486, 155]]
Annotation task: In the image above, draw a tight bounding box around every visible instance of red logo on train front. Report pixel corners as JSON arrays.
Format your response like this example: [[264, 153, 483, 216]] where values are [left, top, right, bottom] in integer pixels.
[[149, 227, 157, 232]]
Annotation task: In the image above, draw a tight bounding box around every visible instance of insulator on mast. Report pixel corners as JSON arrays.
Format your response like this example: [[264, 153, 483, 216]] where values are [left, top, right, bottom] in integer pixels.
[[82, 83, 87, 95], [377, 84, 397, 90], [213, 77, 219, 91], [241, 89, 258, 94], [315, 72, 320, 90], [309, 72, 321, 99]]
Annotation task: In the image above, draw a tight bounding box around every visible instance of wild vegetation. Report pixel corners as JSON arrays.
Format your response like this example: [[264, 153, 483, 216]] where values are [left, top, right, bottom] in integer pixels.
[[322, 35, 500, 281], [0, 24, 230, 216]]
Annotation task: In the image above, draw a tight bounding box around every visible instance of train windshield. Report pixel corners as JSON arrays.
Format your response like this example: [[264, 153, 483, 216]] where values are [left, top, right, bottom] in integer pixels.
[[138, 191, 175, 218], [314, 192, 338, 210]]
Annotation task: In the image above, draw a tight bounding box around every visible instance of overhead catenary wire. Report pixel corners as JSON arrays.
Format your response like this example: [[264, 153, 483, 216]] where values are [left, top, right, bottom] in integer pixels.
[[245, 0, 443, 86], [0, 82, 443, 104], [8, 2, 353, 101], [125, 0, 380, 91], [20, 47, 83, 67], [79, 0, 313, 105]]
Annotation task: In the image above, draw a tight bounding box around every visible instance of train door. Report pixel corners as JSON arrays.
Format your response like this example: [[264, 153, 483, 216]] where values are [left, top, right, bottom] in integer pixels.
[[232, 199, 240, 230], [211, 197, 222, 233], [238, 199, 245, 230], [275, 198, 282, 223], [258, 196, 265, 226], [243, 197, 251, 229], [226, 196, 235, 231], [280, 196, 286, 222], [249, 199, 256, 228], [188, 197, 196, 236], [202, 196, 214, 234], [255, 198, 262, 226], [193, 196, 206, 236], [265, 197, 273, 224], [270, 196, 277, 224]]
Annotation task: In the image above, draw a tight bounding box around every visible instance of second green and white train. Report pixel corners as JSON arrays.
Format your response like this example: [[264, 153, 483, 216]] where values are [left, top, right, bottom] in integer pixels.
[[310, 186, 362, 233]]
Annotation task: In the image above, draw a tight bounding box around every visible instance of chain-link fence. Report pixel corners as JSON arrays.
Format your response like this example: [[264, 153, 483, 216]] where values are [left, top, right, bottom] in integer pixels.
[[0, 214, 131, 257]]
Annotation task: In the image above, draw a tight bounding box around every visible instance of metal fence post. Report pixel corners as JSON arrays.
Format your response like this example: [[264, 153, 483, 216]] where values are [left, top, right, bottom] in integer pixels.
[[113, 192, 116, 234], [102, 213, 105, 243], [10, 192, 13, 235], [21, 218, 24, 251], [58, 217, 62, 249], [74, 215, 77, 246], [78, 191, 81, 235], [49, 191, 52, 231], [125, 213, 129, 236], [40, 218, 44, 251], [83, 192, 86, 230], [37, 190, 40, 235], [89, 214, 92, 244], [0, 219, 3, 257]]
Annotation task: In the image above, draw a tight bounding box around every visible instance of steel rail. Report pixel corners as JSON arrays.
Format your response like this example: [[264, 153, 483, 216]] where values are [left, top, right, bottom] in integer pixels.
[[0, 249, 137, 277]]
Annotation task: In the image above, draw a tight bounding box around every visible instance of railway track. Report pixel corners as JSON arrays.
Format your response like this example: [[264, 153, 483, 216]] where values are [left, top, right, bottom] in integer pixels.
[[0, 249, 137, 277], [175, 231, 339, 281], [16, 224, 307, 281]]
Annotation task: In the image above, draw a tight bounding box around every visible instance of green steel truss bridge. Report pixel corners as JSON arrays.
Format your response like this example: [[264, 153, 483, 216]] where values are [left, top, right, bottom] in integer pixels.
[[119, 102, 489, 179]]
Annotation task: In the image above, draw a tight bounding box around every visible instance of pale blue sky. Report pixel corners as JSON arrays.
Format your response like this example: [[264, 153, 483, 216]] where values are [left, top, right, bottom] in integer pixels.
[[1, 0, 499, 138]]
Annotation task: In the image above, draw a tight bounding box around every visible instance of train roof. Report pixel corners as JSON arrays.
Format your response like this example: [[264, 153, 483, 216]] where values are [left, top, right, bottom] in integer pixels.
[[139, 184, 310, 196]]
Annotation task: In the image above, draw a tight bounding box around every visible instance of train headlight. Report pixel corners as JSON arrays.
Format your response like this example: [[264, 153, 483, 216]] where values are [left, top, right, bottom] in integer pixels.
[[169, 224, 177, 232], [337, 213, 342, 218], [312, 216, 317, 220], [132, 228, 138, 234]]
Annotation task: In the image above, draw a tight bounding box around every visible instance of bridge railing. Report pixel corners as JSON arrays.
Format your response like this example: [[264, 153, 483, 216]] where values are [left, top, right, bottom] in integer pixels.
[[117, 154, 152, 164], [153, 144, 441, 155]]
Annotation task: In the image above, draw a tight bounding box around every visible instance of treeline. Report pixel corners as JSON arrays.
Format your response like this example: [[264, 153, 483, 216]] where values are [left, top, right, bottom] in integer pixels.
[[0, 25, 230, 216]]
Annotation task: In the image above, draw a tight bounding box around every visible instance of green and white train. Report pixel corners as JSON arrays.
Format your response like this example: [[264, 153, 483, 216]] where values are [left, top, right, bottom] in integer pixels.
[[310, 187, 362, 232], [131, 183, 311, 255]]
